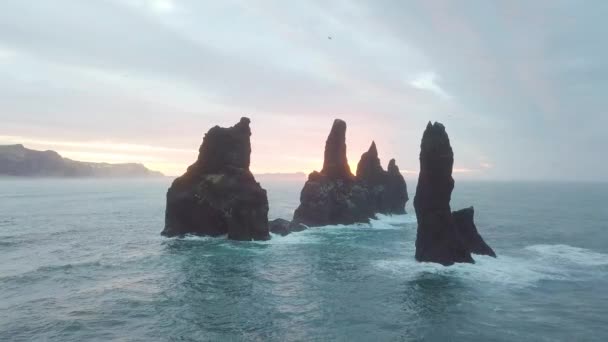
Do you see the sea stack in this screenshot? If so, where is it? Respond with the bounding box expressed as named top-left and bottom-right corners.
top-left (321, 119), bottom-right (354, 180)
top-left (414, 122), bottom-right (474, 265)
top-left (356, 142), bottom-right (408, 214)
top-left (453, 207), bottom-right (496, 257)
top-left (292, 119), bottom-right (374, 226)
top-left (385, 159), bottom-right (409, 214)
top-left (162, 117), bottom-right (270, 241)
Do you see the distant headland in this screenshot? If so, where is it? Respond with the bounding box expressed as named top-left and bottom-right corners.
top-left (0, 144), bottom-right (163, 178)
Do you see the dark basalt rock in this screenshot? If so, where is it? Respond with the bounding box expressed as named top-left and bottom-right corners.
top-left (321, 119), bottom-right (354, 180)
top-left (414, 122), bottom-right (474, 265)
top-left (292, 120), bottom-right (375, 226)
top-left (453, 207), bottom-right (496, 257)
top-left (162, 117), bottom-right (270, 241)
top-left (269, 218), bottom-right (308, 236)
top-left (356, 142), bottom-right (385, 184)
top-left (356, 142), bottom-right (408, 214)
top-left (269, 218), bottom-right (291, 236)
top-left (384, 159), bottom-right (408, 214)
top-left (292, 170), bottom-right (374, 226)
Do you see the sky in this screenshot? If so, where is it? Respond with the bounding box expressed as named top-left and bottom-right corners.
top-left (0, 0), bottom-right (607, 180)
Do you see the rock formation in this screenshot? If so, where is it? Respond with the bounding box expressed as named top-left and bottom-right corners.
top-left (384, 159), bottom-right (409, 214)
top-left (292, 119), bottom-right (408, 227)
top-left (453, 207), bottom-right (496, 257)
top-left (321, 119), bottom-right (353, 180)
top-left (414, 122), bottom-right (496, 265)
top-left (268, 218), bottom-right (291, 236)
top-left (356, 142), bottom-right (408, 214)
top-left (162, 117), bottom-right (270, 241)
top-left (292, 119), bottom-right (375, 226)
top-left (414, 122), bottom-right (474, 265)
top-left (269, 218), bottom-right (307, 236)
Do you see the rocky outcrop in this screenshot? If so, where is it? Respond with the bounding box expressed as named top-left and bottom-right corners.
top-left (356, 142), bottom-right (408, 214)
top-left (384, 159), bottom-right (409, 214)
top-left (269, 218), bottom-right (307, 236)
top-left (268, 218), bottom-right (291, 236)
top-left (292, 119), bottom-right (375, 226)
top-left (414, 122), bottom-right (474, 265)
top-left (292, 119), bottom-right (408, 227)
top-left (453, 207), bottom-right (496, 257)
top-left (321, 119), bottom-right (353, 180)
top-left (162, 117), bottom-right (270, 240)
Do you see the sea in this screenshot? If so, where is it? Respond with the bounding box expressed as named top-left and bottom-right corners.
top-left (1, 177), bottom-right (607, 341)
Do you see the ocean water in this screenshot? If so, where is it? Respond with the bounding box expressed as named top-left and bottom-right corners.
top-left (1, 178), bottom-right (607, 341)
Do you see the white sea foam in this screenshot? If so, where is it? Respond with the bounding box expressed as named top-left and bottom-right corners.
top-left (374, 213), bottom-right (417, 226)
top-left (525, 244), bottom-right (608, 266)
top-left (374, 244), bottom-right (607, 288)
top-left (259, 231), bottom-right (321, 245)
top-left (296, 213), bottom-right (416, 232)
top-left (179, 235), bottom-right (221, 242)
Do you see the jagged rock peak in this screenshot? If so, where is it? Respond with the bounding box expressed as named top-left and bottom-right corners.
top-left (368, 141), bottom-right (378, 157)
top-left (452, 206), bottom-right (496, 257)
top-left (163, 117), bottom-right (269, 240)
top-left (421, 121), bottom-right (452, 158)
top-left (387, 158), bottom-right (398, 174)
top-left (383, 157), bottom-right (409, 215)
top-left (356, 141), bottom-right (384, 181)
top-left (416, 121), bottom-right (455, 212)
top-left (195, 117), bottom-right (252, 175)
top-left (321, 119), bottom-right (353, 180)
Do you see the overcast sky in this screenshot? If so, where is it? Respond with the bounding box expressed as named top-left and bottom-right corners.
top-left (1, 0), bottom-right (606, 180)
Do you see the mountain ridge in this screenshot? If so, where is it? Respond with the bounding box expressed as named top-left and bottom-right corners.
top-left (0, 144), bottom-right (163, 178)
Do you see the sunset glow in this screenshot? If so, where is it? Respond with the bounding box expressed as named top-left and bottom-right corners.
top-left (1, 1), bottom-right (604, 181)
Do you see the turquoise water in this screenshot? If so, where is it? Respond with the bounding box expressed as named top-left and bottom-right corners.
top-left (1, 178), bottom-right (607, 341)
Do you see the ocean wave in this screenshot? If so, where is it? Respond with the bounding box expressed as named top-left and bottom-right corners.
top-left (159, 213), bottom-right (415, 246)
top-left (374, 213), bottom-right (417, 225)
top-left (374, 256), bottom-right (565, 287)
top-left (0, 240), bottom-right (20, 248)
top-left (261, 231), bottom-right (320, 245)
top-left (374, 244), bottom-right (607, 287)
top-left (525, 244), bottom-right (608, 266)
top-left (0, 260), bottom-right (107, 283)
top-left (179, 234), bottom-right (223, 242)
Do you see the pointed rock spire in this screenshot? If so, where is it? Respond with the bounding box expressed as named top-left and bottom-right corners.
top-left (356, 141), bottom-right (384, 182)
top-left (196, 117), bottom-right (252, 175)
top-left (384, 158), bottom-right (408, 214)
top-left (387, 159), bottom-right (398, 174)
top-left (321, 119), bottom-right (353, 180)
top-left (414, 121), bottom-right (473, 265)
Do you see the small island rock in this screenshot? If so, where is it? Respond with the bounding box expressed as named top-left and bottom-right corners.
top-left (162, 117), bottom-right (270, 241)
top-left (414, 122), bottom-right (474, 265)
top-left (292, 119), bottom-right (374, 226)
top-left (356, 142), bottom-right (408, 214)
top-left (453, 207), bottom-right (496, 257)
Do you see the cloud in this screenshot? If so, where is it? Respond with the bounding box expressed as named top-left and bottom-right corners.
top-left (0, 0), bottom-right (606, 180)
top-left (410, 71), bottom-right (451, 100)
